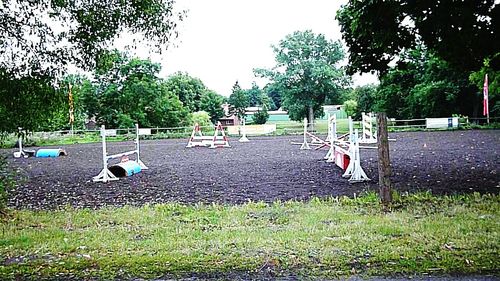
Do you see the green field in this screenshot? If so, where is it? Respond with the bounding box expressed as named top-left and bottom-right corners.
top-left (1, 192), bottom-right (498, 280)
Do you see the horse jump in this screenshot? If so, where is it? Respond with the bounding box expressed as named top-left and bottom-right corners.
top-left (93, 124), bottom-right (149, 183)
top-left (186, 121), bottom-right (230, 148)
top-left (13, 128), bottom-right (67, 158)
top-left (325, 116), bottom-right (370, 183)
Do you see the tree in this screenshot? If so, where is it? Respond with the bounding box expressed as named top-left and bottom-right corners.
top-left (355, 85), bottom-right (377, 117)
top-left (264, 83), bottom-right (281, 110)
top-left (80, 52), bottom-right (189, 128)
top-left (200, 90), bottom-right (224, 124)
top-left (0, 0), bottom-right (183, 77)
top-left (337, 1), bottom-right (499, 75)
top-left (228, 81), bottom-right (249, 120)
top-left (255, 30), bottom-right (348, 129)
top-left (343, 100), bottom-right (357, 117)
top-left (245, 82), bottom-right (263, 107)
top-left (373, 47), bottom-right (477, 119)
top-left (253, 108), bottom-right (269, 124)
top-left (164, 72), bottom-right (208, 112)
top-left (0, 70), bottom-right (68, 135)
top-left (191, 111), bottom-right (212, 128)
top-left (469, 53), bottom-right (500, 117)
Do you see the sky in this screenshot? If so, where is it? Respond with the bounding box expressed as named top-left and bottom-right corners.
top-left (132, 0), bottom-right (378, 96)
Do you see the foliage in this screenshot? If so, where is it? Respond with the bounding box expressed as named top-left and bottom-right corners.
top-left (245, 82), bottom-right (263, 107)
top-left (80, 51), bottom-right (189, 128)
top-left (191, 111), bottom-right (212, 128)
top-left (469, 53), bottom-right (500, 116)
top-left (373, 47), bottom-right (477, 119)
top-left (200, 90), bottom-right (224, 125)
top-left (47, 75), bottom-right (91, 130)
top-left (264, 83), bottom-right (281, 110)
top-left (252, 108), bottom-right (269, 124)
top-left (255, 30), bottom-right (348, 122)
top-left (354, 85), bottom-right (377, 118)
top-left (342, 100), bottom-right (357, 117)
top-left (164, 72), bottom-right (209, 112)
top-left (337, 1), bottom-right (499, 75)
top-left (0, 69), bottom-right (67, 135)
top-left (0, 156), bottom-right (15, 216)
top-left (228, 81), bottom-right (249, 120)
top-left (0, 0), bottom-right (184, 77)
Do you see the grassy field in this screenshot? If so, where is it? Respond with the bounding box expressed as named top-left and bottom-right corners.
top-left (0, 192), bottom-right (498, 280)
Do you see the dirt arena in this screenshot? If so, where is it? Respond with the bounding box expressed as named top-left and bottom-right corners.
top-left (3, 130), bottom-right (499, 210)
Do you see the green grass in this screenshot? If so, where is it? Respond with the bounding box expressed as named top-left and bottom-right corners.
top-left (0, 192), bottom-right (498, 280)
top-left (272, 119), bottom-right (355, 136)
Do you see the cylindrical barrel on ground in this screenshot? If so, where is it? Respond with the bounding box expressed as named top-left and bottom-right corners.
top-left (35, 149), bottom-right (67, 158)
top-left (108, 161), bottom-right (142, 177)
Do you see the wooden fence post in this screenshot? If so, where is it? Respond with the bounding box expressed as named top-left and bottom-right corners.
top-left (377, 112), bottom-right (392, 205)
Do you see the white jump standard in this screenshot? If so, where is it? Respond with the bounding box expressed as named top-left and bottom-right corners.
top-left (238, 118), bottom-right (249, 142)
top-left (93, 124), bottom-right (149, 183)
top-left (359, 112), bottom-right (377, 144)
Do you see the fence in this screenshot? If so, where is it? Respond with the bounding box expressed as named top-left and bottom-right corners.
top-left (3, 116), bottom-right (498, 147)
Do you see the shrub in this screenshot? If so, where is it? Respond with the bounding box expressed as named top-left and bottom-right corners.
top-left (191, 111), bottom-right (213, 128)
top-left (253, 109), bottom-right (269, 124)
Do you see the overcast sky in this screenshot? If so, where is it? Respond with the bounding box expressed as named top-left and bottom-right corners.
top-left (138, 0), bottom-right (378, 96)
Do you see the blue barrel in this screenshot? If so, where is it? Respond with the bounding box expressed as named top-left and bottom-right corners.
top-left (108, 161), bottom-right (142, 178)
top-left (35, 148), bottom-right (67, 158)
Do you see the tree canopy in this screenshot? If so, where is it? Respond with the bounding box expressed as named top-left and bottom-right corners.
top-left (372, 47), bottom-right (477, 119)
top-left (337, 0), bottom-right (499, 75)
top-left (228, 81), bottom-right (249, 120)
top-left (164, 72), bottom-right (207, 112)
top-left (80, 52), bottom-right (189, 128)
top-left (0, 0), bottom-right (183, 77)
top-left (255, 30), bottom-right (347, 124)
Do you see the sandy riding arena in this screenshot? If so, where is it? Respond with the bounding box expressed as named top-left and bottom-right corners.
top-left (4, 130), bottom-right (499, 210)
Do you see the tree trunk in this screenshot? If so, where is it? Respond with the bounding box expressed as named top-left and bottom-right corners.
top-left (377, 112), bottom-right (392, 205)
top-left (308, 105), bottom-right (314, 132)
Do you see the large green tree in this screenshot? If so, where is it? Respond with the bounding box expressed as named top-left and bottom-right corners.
top-left (337, 1), bottom-right (499, 75)
top-left (0, 71), bottom-right (66, 135)
top-left (469, 53), bottom-right (500, 117)
top-left (255, 30), bottom-right (347, 128)
top-left (0, 0), bottom-right (183, 77)
top-left (245, 82), bottom-right (263, 107)
top-left (164, 72), bottom-right (208, 112)
top-left (81, 52), bottom-right (189, 128)
top-left (228, 81), bottom-right (249, 121)
top-left (373, 48), bottom-right (477, 119)
top-left (200, 90), bottom-right (225, 124)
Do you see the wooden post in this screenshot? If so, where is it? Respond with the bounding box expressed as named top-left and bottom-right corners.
top-left (377, 112), bottom-right (392, 205)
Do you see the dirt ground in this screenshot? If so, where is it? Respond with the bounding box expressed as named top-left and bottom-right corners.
top-left (3, 130), bottom-right (499, 210)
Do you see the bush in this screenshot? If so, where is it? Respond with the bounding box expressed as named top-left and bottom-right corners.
top-left (253, 109), bottom-right (269, 124)
top-left (191, 111), bottom-right (213, 128)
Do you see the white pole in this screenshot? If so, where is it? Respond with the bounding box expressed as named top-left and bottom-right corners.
top-left (239, 118), bottom-right (249, 142)
top-left (300, 117), bottom-right (311, 150)
top-left (368, 113), bottom-right (373, 141)
top-left (348, 116), bottom-right (353, 141)
top-left (135, 123), bottom-right (148, 169)
top-left (101, 125), bottom-right (108, 182)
